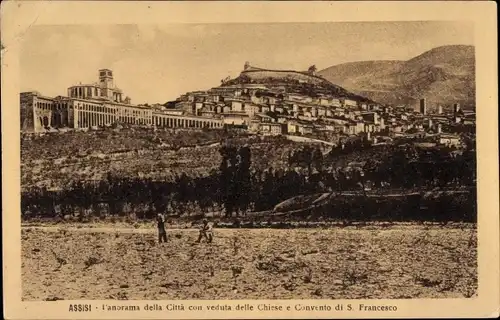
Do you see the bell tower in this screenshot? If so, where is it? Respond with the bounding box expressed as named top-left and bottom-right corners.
top-left (99, 69), bottom-right (114, 97)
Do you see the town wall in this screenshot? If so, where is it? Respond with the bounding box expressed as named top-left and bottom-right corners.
top-left (241, 70), bottom-right (327, 85)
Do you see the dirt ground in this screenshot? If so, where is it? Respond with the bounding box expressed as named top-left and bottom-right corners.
top-left (21, 225), bottom-right (477, 300)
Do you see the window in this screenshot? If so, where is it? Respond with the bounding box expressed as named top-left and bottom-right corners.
top-left (87, 87), bottom-right (92, 96)
top-left (100, 71), bottom-right (106, 77)
top-left (95, 87), bottom-right (98, 96)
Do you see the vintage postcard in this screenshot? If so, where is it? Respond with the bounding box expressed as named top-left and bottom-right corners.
top-left (2, 1), bottom-right (499, 319)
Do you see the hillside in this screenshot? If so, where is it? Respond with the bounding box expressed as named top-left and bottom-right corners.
top-left (318, 60), bottom-right (404, 89)
top-left (20, 130), bottom-right (302, 190)
top-left (318, 45), bottom-right (475, 109)
top-left (222, 66), bottom-right (374, 103)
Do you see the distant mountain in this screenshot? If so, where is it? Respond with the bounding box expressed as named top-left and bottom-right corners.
top-left (318, 45), bottom-right (475, 110)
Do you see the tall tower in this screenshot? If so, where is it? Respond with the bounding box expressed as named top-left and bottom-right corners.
top-left (419, 98), bottom-right (427, 115)
top-left (437, 105), bottom-right (443, 115)
top-left (99, 69), bottom-right (114, 98)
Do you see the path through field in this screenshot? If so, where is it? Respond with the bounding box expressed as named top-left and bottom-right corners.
top-left (22, 225), bottom-right (477, 300)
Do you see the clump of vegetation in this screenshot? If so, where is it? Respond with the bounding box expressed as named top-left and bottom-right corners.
top-left (51, 249), bottom-right (67, 271)
top-left (83, 256), bottom-right (102, 269)
top-left (22, 129), bottom-right (476, 223)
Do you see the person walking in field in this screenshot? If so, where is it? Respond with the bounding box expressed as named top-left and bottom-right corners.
top-left (157, 213), bottom-right (167, 244)
top-left (196, 219), bottom-right (213, 243)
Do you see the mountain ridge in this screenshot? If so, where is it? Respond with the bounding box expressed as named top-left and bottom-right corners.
top-left (318, 45), bottom-right (475, 109)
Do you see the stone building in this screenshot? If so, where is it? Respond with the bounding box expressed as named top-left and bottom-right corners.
top-left (20, 69), bottom-right (223, 132)
top-left (67, 69), bottom-right (127, 103)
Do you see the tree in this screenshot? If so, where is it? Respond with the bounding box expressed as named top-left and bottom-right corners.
top-left (311, 147), bottom-right (324, 173)
top-left (175, 173), bottom-right (191, 215)
top-left (235, 146), bottom-right (252, 215)
top-left (301, 146), bottom-right (314, 176)
top-left (219, 146), bottom-right (238, 217)
top-left (259, 169), bottom-right (276, 211)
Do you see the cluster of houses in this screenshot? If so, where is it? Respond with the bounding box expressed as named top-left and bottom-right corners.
top-left (146, 74), bottom-right (474, 149)
top-left (149, 83), bottom-right (381, 135)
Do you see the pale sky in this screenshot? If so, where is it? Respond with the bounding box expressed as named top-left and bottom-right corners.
top-left (20, 22), bottom-right (473, 103)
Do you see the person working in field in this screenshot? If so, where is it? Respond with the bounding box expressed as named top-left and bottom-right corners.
top-left (196, 219), bottom-right (213, 243)
top-left (157, 213), bottom-right (167, 244)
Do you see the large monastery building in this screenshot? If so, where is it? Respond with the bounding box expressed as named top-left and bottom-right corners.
top-left (20, 69), bottom-right (223, 133)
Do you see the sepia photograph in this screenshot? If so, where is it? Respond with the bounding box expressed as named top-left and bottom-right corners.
top-left (2, 1), bottom-right (498, 319)
top-left (19, 20), bottom-right (478, 301)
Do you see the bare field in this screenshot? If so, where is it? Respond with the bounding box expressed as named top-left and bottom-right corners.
top-left (22, 225), bottom-right (477, 300)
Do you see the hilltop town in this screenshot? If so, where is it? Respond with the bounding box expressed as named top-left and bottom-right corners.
top-left (21, 62), bottom-right (475, 151)
top-left (150, 62), bottom-right (475, 149)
